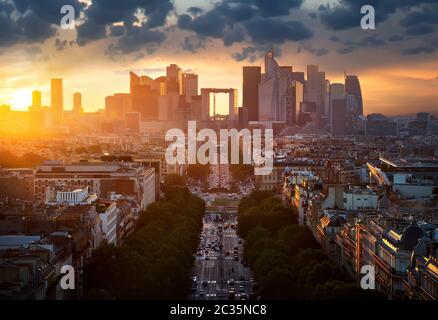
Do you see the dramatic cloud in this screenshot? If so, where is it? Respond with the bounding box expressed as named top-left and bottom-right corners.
top-left (0, 0), bottom-right (83, 47)
top-left (176, 0), bottom-right (310, 56)
top-left (245, 18), bottom-right (312, 44)
top-left (335, 35), bottom-right (386, 54)
top-left (388, 34), bottom-right (404, 42)
top-left (319, 0), bottom-right (438, 30)
top-left (181, 36), bottom-right (205, 53)
top-left (232, 45), bottom-right (282, 62)
top-left (77, 0), bottom-right (174, 55)
top-left (402, 46), bottom-right (436, 55)
top-left (297, 44), bottom-right (329, 56)
top-left (106, 26), bottom-right (166, 55)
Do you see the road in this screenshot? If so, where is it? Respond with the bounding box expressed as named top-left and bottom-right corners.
top-left (190, 213), bottom-right (254, 300)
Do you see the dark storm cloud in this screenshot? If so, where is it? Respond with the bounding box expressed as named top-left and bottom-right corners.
top-left (187, 6), bottom-right (203, 16)
top-left (232, 46), bottom-right (258, 62)
top-left (223, 24), bottom-right (246, 46)
top-left (402, 46), bottom-right (435, 55)
top-left (232, 45), bottom-right (282, 62)
top-left (336, 47), bottom-right (354, 55)
top-left (0, 0), bottom-right (83, 47)
top-left (181, 36), bottom-right (205, 53)
top-left (405, 24), bottom-right (435, 36)
top-left (399, 3), bottom-right (438, 27)
top-left (251, 0), bottom-right (303, 17)
top-left (245, 18), bottom-right (312, 44)
top-left (177, 11), bottom-right (227, 39)
top-left (13, 0), bottom-right (82, 23)
top-left (176, 0), bottom-right (310, 57)
top-left (335, 35), bottom-right (386, 54)
top-left (297, 44), bottom-right (329, 56)
top-left (388, 34), bottom-right (404, 42)
top-left (77, 0), bottom-right (174, 47)
top-left (106, 26), bottom-right (166, 55)
top-left (177, 2), bottom-right (257, 41)
top-left (319, 0), bottom-right (438, 30)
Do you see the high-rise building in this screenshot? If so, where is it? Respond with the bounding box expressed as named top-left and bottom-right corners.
top-left (130, 72), bottom-right (159, 120)
top-left (183, 73), bottom-right (198, 103)
top-left (243, 66), bottom-right (261, 121)
top-left (291, 72), bottom-right (305, 84)
top-left (166, 64), bottom-right (182, 95)
top-left (29, 90), bottom-right (43, 131)
top-left (330, 83), bottom-right (346, 136)
top-left (73, 92), bottom-right (83, 114)
top-left (289, 81), bottom-right (303, 126)
top-left (32, 90), bottom-right (41, 110)
top-left (238, 106), bottom-right (249, 129)
top-left (105, 93), bottom-right (131, 119)
top-left (305, 65), bottom-right (326, 117)
top-left (345, 75), bottom-right (363, 115)
top-left (258, 49), bottom-right (295, 123)
top-left (51, 78), bottom-right (63, 124)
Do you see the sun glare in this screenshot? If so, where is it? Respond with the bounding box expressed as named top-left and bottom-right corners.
top-left (10, 89), bottom-right (31, 111)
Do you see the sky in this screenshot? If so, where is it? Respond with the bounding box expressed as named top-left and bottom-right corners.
top-left (0, 0), bottom-right (437, 116)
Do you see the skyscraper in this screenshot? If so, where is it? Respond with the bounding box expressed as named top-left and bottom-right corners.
top-left (73, 92), bottom-right (83, 114)
top-left (130, 71), bottom-right (159, 120)
top-left (330, 83), bottom-right (346, 136)
top-left (258, 49), bottom-right (296, 123)
top-left (105, 93), bottom-right (131, 119)
top-left (51, 78), bottom-right (63, 124)
top-left (183, 73), bottom-right (198, 103)
top-left (32, 90), bottom-right (41, 110)
top-left (243, 66), bottom-right (261, 121)
top-left (166, 64), bottom-right (182, 95)
top-left (345, 75), bottom-right (363, 115)
top-left (305, 65), bottom-right (326, 117)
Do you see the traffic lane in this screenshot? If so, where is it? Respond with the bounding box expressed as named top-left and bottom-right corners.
top-left (193, 219), bottom-right (218, 300)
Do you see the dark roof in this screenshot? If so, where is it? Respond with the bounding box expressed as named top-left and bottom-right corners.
top-left (399, 220), bottom-right (425, 250)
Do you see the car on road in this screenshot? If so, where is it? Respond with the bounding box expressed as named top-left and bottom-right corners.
top-left (240, 294), bottom-right (248, 300)
top-left (239, 276), bottom-right (245, 282)
top-left (228, 279), bottom-right (235, 286)
top-left (199, 290), bottom-right (205, 297)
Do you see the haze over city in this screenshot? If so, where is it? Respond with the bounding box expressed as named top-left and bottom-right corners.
top-left (1, 0), bottom-right (438, 308)
top-left (1, 0), bottom-right (437, 115)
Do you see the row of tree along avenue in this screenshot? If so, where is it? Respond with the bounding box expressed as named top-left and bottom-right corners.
top-left (84, 175), bottom-right (205, 299)
top-left (237, 190), bottom-right (385, 300)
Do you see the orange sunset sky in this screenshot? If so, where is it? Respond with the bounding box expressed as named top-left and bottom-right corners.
top-left (0, 0), bottom-right (437, 116)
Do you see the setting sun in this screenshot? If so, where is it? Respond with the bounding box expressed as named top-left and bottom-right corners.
top-left (10, 89), bottom-right (31, 111)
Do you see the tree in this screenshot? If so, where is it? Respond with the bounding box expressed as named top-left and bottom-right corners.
top-left (84, 184), bottom-right (205, 300)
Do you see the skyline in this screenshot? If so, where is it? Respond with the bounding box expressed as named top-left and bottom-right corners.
top-left (2, 55), bottom-right (438, 117)
top-left (0, 0), bottom-right (438, 115)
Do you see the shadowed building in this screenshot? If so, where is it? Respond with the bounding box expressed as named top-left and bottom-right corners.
top-left (130, 72), bottom-right (159, 120)
top-left (243, 66), bottom-right (261, 121)
top-left (345, 75), bottom-right (363, 116)
top-left (51, 78), bottom-right (63, 124)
